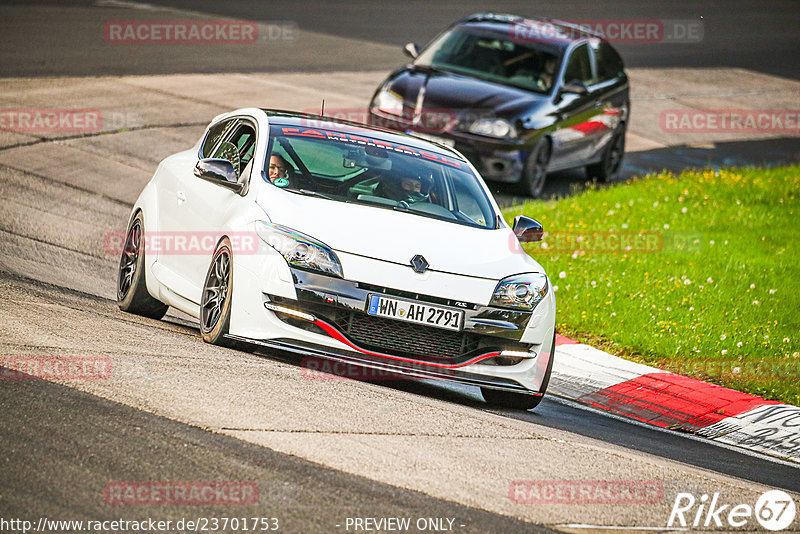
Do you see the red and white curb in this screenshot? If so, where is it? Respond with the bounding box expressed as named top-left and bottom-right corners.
top-left (550, 334), bottom-right (800, 464)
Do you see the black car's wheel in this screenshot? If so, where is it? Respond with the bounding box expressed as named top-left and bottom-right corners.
top-left (200, 238), bottom-right (236, 346)
top-left (480, 333), bottom-right (555, 410)
top-left (587, 125), bottom-right (626, 182)
top-left (117, 212), bottom-right (168, 319)
top-left (518, 138), bottom-right (551, 198)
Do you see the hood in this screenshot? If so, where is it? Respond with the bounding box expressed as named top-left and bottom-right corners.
top-left (257, 188), bottom-right (543, 281)
top-left (385, 67), bottom-right (548, 123)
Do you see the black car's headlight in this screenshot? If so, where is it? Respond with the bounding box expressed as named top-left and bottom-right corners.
top-left (490, 273), bottom-right (548, 311)
top-left (468, 118), bottom-right (517, 138)
top-left (372, 88), bottom-right (404, 116)
top-left (256, 222), bottom-right (343, 278)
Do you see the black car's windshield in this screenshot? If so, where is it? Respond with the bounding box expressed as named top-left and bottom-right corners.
top-left (415, 26), bottom-right (562, 94)
top-left (265, 125), bottom-right (497, 229)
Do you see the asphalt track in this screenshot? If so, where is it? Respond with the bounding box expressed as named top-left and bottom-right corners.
top-left (1, 1), bottom-right (800, 532)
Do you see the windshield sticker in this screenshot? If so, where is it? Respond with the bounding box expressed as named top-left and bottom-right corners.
top-left (280, 127), bottom-right (463, 169)
top-left (273, 177), bottom-right (290, 188)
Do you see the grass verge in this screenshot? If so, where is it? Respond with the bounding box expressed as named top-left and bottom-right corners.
top-left (504, 165), bottom-right (800, 405)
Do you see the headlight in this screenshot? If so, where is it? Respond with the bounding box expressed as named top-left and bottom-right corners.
top-left (256, 222), bottom-right (343, 278)
top-left (373, 88), bottom-right (404, 116)
top-left (490, 273), bottom-right (548, 310)
top-left (468, 118), bottom-right (516, 138)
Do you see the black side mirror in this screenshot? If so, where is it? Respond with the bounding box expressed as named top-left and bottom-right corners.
top-left (512, 215), bottom-right (544, 243)
top-left (403, 42), bottom-right (420, 59)
top-left (560, 80), bottom-right (589, 96)
top-left (194, 158), bottom-right (244, 193)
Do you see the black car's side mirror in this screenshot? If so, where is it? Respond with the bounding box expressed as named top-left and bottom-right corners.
top-left (512, 215), bottom-right (544, 243)
top-left (194, 158), bottom-right (245, 193)
top-left (403, 42), bottom-right (420, 59)
top-left (560, 80), bottom-right (589, 96)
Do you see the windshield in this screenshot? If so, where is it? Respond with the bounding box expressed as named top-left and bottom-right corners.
top-left (264, 125), bottom-right (497, 229)
top-left (415, 26), bottom-right (562, 94)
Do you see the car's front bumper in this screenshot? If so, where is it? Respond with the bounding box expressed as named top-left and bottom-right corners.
top-left (229, 266), bottom-right (556, 394)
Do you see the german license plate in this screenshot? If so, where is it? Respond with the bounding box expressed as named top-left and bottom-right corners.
top-left (366, 294), bottom-right (464, 332)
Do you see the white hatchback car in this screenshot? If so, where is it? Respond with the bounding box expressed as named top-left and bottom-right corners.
top-left (118, 108), bottom-right (556, 409)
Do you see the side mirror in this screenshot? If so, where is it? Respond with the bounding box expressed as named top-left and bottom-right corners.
top-left (560, 80), bottom-right (589, 96)
top-left (512, 215), bottom-right (544, 243)
top-left (403, 42), bottom-right (420, 59)
top-left (194, 158), bottom-right (245, 193)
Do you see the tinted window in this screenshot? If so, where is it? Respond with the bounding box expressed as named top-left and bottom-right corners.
top-left (265, 125), bottom-right (497, 229)
top-left (595, 43), bottom-right (624, 82)
top-left (415, 26), bottom-right (562, 94)
top-left (563, 44), bottom-right (594, 85)
top-left (201, 119), bottom-right (235, 158)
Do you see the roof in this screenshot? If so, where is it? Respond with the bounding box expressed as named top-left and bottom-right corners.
top-left (459, 12), bottom-right (603, 51)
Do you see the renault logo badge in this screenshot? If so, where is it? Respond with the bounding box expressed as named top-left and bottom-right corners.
top-left (410, 255), bottom-right (429, 273)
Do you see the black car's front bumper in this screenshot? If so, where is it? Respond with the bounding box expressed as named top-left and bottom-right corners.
top-left (368, 110), bottom-right (528, 182)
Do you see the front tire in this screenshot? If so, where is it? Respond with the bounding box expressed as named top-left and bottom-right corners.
top-left (481, 333), bottom-right (555, 410)
top-left (117, 212), bottom-right (168, 319)
top-left (200, 238), bottom-right (235, 346)
top-left (586, 124), bottom-right (626, 182)
top-left (518, 138), bottom-right (551, 198)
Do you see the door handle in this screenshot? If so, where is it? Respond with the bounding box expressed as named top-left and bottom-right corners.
top-left (176, 191), bottom-right (187, 204)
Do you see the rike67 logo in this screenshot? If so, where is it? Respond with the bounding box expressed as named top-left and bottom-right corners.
top-left (668, 490), bottom-right (797, 531)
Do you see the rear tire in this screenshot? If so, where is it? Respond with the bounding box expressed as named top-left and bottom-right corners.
top-left (480, 333), bottom-right (555, 410)
top-left (518, 138), bottom-right (551, 198)
top-left (117, 212), bottom-right (168, 319)
top-left (586, 124), bottom-right (626, 182)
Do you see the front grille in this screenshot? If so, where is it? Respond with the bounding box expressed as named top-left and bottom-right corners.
top-left (332, 309), bottom-right (480, 361)
top-left (270, 296), bottom-right (480, 361)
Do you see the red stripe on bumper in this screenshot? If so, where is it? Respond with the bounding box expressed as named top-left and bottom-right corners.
top-left (577, 372), bottom-right (780, 430)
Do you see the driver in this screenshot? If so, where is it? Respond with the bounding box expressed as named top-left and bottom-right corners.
top-left (376, 170), bottom-right (434, 203)
top-left (267, 154), bottom-right (292, 187)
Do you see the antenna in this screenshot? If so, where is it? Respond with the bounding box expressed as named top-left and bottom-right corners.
top-left (320, 99), bottom-right (325, 116)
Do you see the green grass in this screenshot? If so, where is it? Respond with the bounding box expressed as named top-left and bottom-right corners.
top-left (504, 165), bottom-right (800, 405)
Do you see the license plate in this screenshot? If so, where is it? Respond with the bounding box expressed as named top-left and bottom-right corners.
top-left (366, 294), bottom-right (464, 332)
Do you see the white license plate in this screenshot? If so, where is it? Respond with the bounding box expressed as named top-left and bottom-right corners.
top-left (366, 294), bottom-right (464, 332)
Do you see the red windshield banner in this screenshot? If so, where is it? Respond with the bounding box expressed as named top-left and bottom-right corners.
top-left (280, 127), bottom-right (463, 169)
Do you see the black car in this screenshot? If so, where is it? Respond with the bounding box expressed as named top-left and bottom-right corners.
top-left (367, 13), bottom-right (630, 197)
